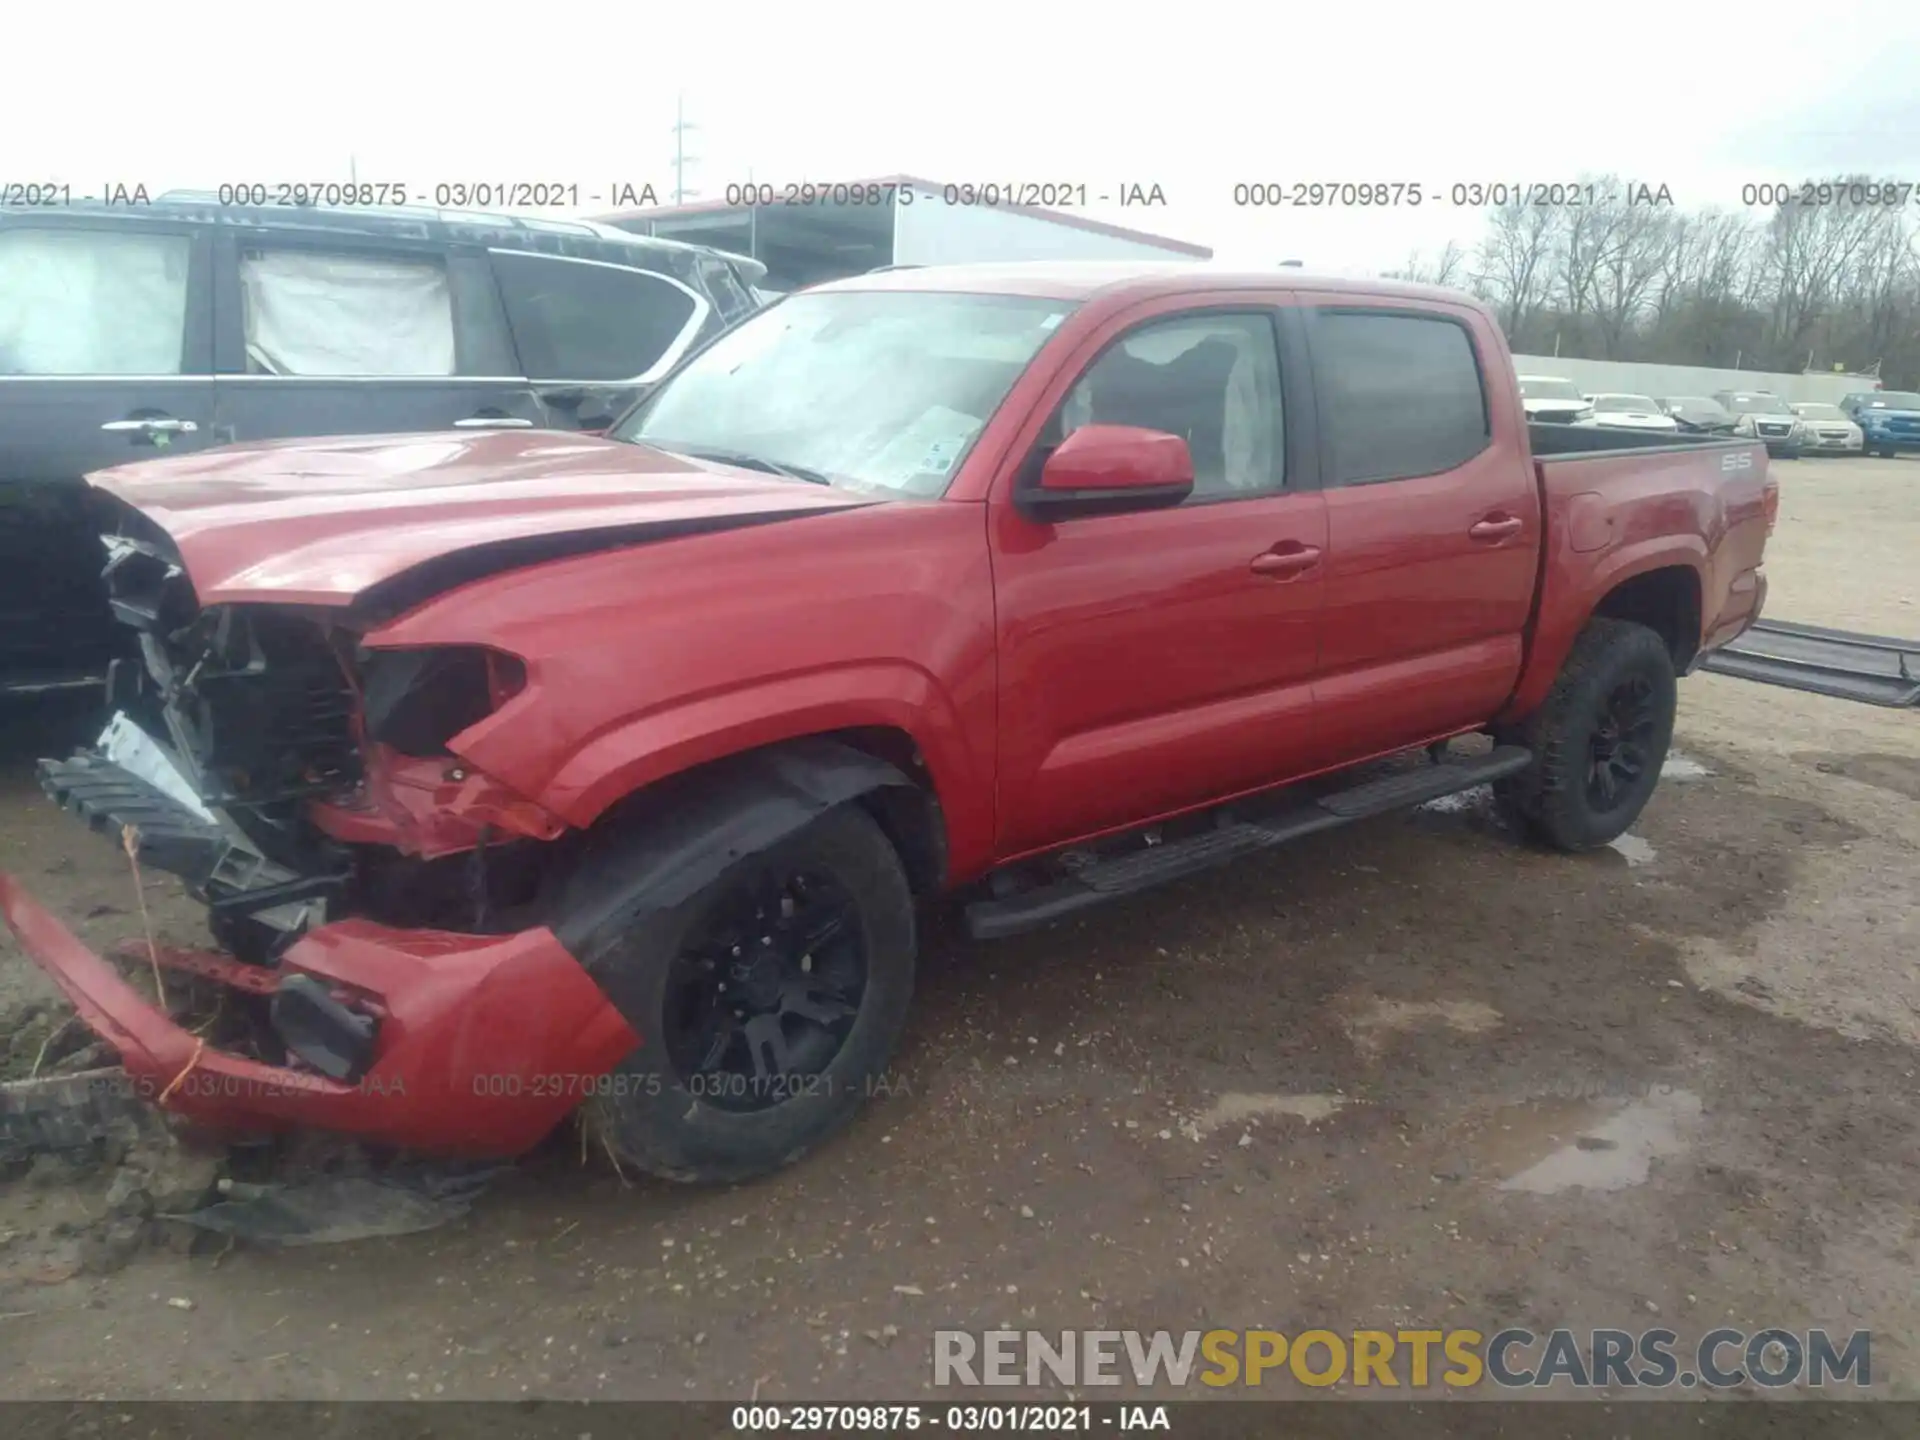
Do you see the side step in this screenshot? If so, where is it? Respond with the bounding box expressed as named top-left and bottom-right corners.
top-left (964, 746), bottom-right (1532, 940)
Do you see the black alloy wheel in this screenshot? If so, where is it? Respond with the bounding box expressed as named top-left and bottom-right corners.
top-left (1494, 617), bottom-right (1677, 852)
top-left (1587, 674), bottom-right (1658, 813)
top-left (561, 801), bottom-right (917, 1184)
top-left (662, 864), bottom-right (868, 1113)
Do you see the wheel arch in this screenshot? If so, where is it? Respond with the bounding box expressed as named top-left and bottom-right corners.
top-left (550, 733), bottom-right (947, 960)
top-left (1503, 543), bottom-right (1706, 724)
top-left (1591, 563), bottom-right (1703, 672)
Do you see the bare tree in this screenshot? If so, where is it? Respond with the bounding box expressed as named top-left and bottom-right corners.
top-left (1452, 172), bottom-right (1920, 385)
top-left (1383, 239), bottom-right (1467, 288)
top-left (1756, 177), bottom-right (1890, 366)
top-left (1471, 200), bottom-right (1561, 348)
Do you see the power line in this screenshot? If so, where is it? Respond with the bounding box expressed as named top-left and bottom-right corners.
top-left (671, 94), bottom-right (700, 204)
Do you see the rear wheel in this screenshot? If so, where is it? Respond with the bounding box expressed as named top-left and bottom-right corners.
top-left (1496, 618), bottom-right (1677, 852)
top-left (567, 804), bottom-right (915, 1184)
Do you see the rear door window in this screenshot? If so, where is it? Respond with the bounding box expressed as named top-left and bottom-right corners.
top-left (490, 251), bottom-right (706, 383)
top-left (0, 227), bottom-right (194, 375)
top-left (239, 247), bottom-right (456, 376)
top-left (1310, 309), bottom-right (1490, 484)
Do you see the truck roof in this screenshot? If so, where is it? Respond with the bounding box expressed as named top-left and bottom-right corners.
top-left (810, 260), bottom-right (1484, 308)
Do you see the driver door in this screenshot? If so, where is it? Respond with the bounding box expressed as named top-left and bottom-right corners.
top-left (987, 296), bottom-right (1328, 858)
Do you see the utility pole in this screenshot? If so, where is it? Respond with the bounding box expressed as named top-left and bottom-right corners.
top-left (671, 94), bottom-right (699, 204)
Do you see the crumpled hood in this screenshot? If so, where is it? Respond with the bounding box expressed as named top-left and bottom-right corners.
top-left (86, 430), bottom-right (879, 608)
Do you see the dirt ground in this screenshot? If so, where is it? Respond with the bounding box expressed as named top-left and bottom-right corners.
top-left (0, 456), bottom-right (1915, 1402)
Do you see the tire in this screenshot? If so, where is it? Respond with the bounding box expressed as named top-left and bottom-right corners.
top-left (563, 803), bottom-right (916, 1185)
top-left (1495, 618), bottom-right (1677, 853)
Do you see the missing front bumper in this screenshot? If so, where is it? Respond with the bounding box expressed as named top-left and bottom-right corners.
top-left (0, 875), bottom-right (638, 1158)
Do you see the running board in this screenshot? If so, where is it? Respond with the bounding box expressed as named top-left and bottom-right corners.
top-left (1699, 620), bottom-right (1920, 708)
top-left (964, 745), bottom-right (1533, 940)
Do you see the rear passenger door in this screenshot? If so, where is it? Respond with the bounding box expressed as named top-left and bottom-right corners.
top-left (487, 249), bottom-right (716, 429)
top-left (1300, 302), bottom-right (1540, 765)
top-left (210, 232), bottom-right (547, 445)
top-left (0, 215), bottom-right (216, 687)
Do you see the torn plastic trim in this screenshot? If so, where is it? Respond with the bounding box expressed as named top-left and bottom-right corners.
top-left (41, 712), bottom-right (331, 933)
top-left (0, 874), bottom-right (638, 1157)
top-left (553, 736), bottom-right (921, 952)
top-left (172, 1163), bottom-right (504, 1246)
top-left (0, 1068), bottom-right (156, 1167)
top-left (359, 645), bottom-right (527, 758)
top-left (308, 745), bottom-right (570, 859)
top-left (97, 710), bottom-right (214, 822)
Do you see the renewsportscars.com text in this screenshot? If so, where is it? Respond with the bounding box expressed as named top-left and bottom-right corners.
top-left (933, 1327), bottom-right (1871, 1390)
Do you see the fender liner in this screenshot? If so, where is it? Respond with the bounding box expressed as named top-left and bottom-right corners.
top-left (552, 737), bottom-right (927, 953)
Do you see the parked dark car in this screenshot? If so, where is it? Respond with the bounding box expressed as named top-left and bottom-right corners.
top-left (1710, 390), bottom-right (1802, 458)
top-left (0, 194), bottom-right (766, 696)
top-left (1659, 396), bottom-right (1738, 435)
top-left (1839, 390), bottom-right (1920, 457)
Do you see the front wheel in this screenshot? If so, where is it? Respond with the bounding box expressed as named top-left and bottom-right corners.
top-left (1496, 618), bottom-right (1677, 852)
top-left (568, 804), bottom-right (916, 1184)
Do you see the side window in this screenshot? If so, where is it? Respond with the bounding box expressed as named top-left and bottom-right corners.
top-left (1049, 312), bottom-right (1285, 499)
top-left (491, 252), bottom-right (703, 382)
top-left (1312, 310), bottom-right (1490, 485)
top-left (0, 227), bottom-right (192, 375)
top-left (239, 247), bottom-right (454, 376)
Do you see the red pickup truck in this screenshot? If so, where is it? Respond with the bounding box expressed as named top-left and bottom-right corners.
top-left (0, 263), bottom-right (1775, 1184)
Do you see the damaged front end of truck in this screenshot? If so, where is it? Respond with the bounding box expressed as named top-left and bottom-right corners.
top-left (3, 500), bottom-right (639, 1159)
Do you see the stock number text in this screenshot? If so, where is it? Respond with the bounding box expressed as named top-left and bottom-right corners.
top-left (1742, 180), bottom-right (1920, 208)
top-left (219, 181), bottom-right (409, 207)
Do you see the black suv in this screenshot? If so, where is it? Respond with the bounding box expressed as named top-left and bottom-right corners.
top-left (0, 194), bottom-right (765, 695)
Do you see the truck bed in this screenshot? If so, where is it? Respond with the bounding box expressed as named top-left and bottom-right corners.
top-left (1527, 421), bottom-right (1740, 456)
top-left (1498, 427), bottom-right (1774, 722)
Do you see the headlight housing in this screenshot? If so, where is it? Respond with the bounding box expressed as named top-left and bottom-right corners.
top-left (1572, 405), bottom-right (1595, 423)
top-left (358, 646), bottom-right (528, 757)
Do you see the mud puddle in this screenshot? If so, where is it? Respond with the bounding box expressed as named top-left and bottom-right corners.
top-left (1496, 1087), bottom-right (1702, 1195)
top-left (1606, 833), bottom-right (1658, 867)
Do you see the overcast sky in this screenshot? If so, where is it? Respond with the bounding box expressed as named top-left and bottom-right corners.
top-left (10, 1), bottom-right (1920, 274)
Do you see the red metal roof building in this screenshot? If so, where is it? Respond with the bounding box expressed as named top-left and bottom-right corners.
top-left (588, 173), bottom-right (1212, 294)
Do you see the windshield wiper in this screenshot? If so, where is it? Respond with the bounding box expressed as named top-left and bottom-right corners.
top-left (661, 444), bottom-right (834, 486)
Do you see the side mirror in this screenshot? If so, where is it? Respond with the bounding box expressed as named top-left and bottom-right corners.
top-left (1022, 423), bottom-right (1194, 520)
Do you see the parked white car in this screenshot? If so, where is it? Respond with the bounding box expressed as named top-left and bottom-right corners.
top-left (1790, 402), bottom-right (1865, 455)
top-left (1587, 394), bottom-right (1679, 433)
top-left (1516, 375), bottom-right (1596, 425)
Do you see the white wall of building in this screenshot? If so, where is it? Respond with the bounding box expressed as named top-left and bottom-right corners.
top-left (1509, 354), bottom-right (1880, 405)
top-left (891, 184), bottom-right (1204, 266)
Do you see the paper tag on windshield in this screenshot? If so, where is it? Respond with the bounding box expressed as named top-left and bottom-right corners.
top-left (921, 436), bottom-right (966, 474)
top-left (867, 406), bottom-right (982, 484)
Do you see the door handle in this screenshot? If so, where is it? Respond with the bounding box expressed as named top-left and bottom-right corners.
top-left (454, 416), bottom-right (535, 429)
top-left (101, 417), bottom-right (198, 435)
top-left (1469, 515), bottom-right (1524, 540)
top-left (1249, 544), bottom-right (1322, 578)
